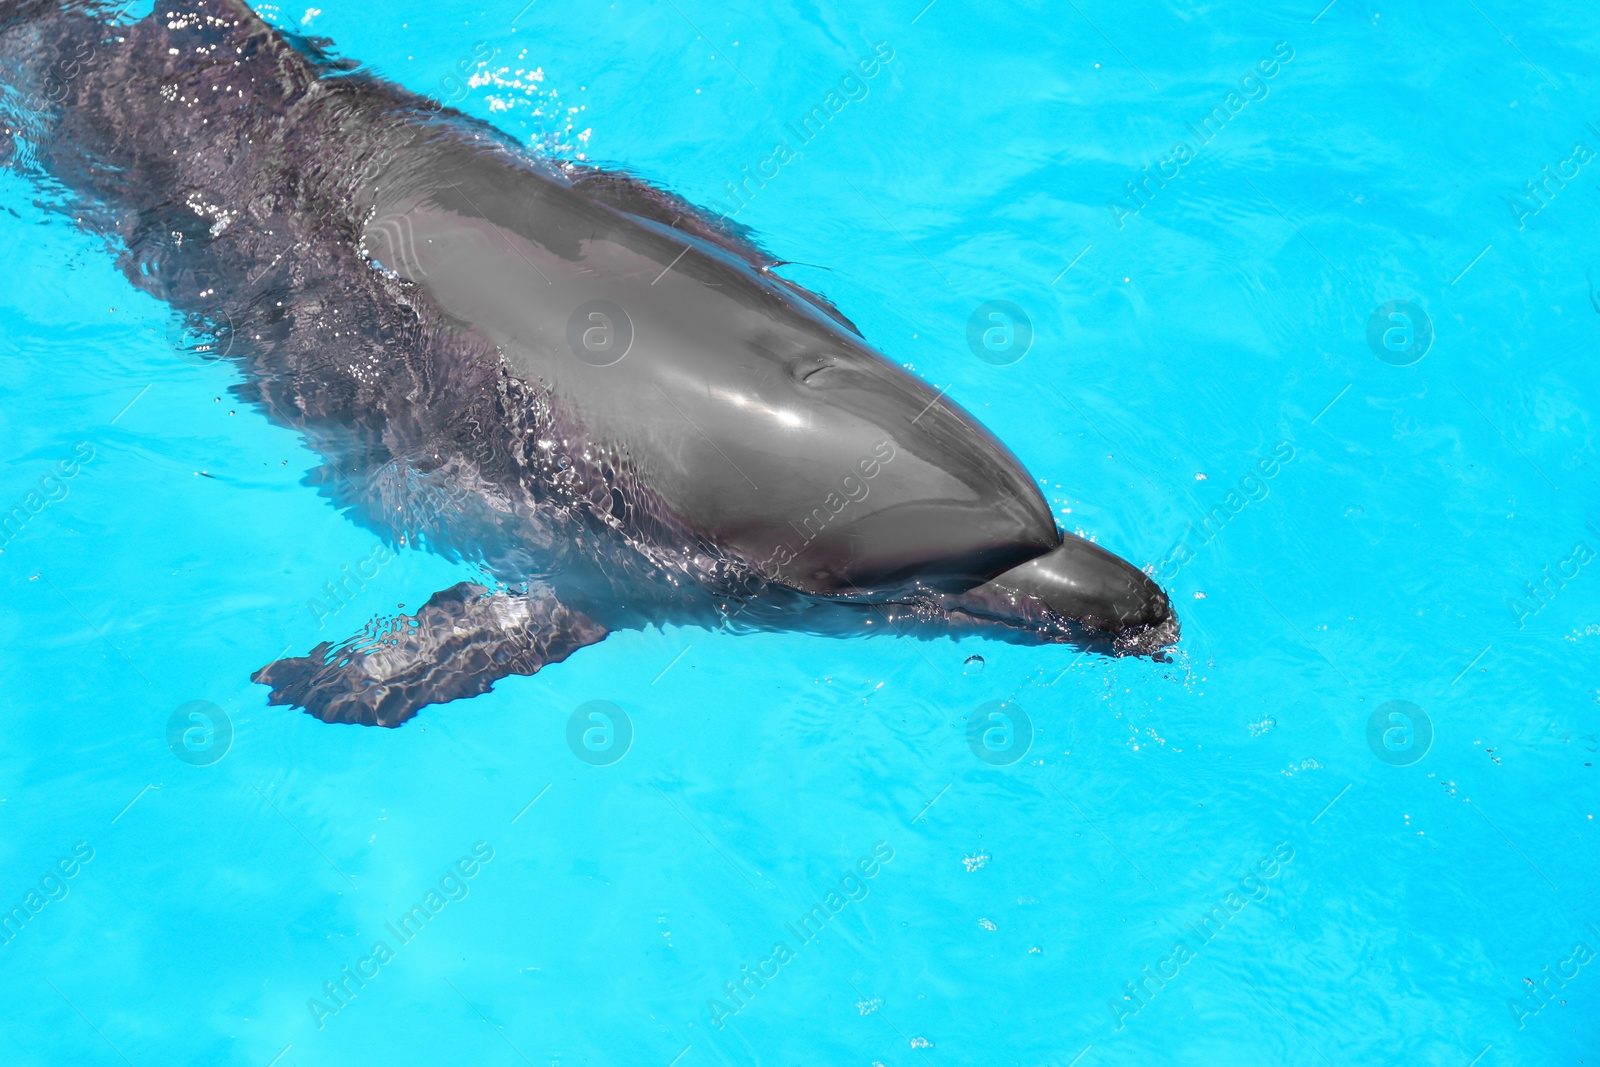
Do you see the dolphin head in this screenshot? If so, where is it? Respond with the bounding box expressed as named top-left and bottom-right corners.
top-left (373, 165), bottom-right (1066, 600)
top-left (358, 152), bottom-right (1167, 643)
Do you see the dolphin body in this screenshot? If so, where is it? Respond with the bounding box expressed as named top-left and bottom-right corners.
top-left (0, 0), bottom-right (1177, 726)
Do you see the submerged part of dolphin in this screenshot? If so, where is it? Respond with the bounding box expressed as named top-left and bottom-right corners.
top-left (0, 0), bottom-right (1177, 726)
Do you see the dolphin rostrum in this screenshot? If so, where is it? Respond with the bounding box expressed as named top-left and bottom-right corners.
top-left (0, 0), bottom-right (1177, 726)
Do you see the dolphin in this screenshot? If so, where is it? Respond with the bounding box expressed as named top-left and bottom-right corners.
top-left (0, 0), bottom-right (1177, 726)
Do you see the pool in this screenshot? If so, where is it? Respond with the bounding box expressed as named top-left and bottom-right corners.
top-left (0, 0), bottom-right (1595, 1064)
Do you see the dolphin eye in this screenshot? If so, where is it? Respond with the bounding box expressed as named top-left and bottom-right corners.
top-left (791, 357), bottom-right (835, 386)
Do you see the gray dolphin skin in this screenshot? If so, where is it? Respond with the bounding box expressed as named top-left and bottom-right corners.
top-left (0, 0), bottom-right (1177, 726)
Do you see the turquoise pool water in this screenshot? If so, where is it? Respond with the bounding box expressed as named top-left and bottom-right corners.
top-left (1, 0), bottom-right (1597, 1064)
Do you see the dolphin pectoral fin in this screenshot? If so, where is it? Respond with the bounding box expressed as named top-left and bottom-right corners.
top-left (252, 582), bottom-right (606, 727)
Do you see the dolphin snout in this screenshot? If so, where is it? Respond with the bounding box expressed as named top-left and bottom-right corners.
top-left (952, 533), bottom-right (1179, 654)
